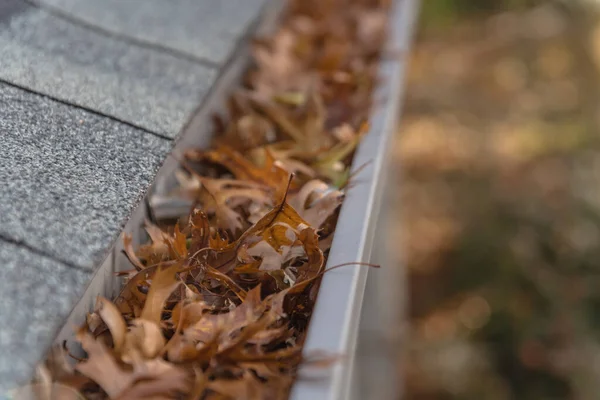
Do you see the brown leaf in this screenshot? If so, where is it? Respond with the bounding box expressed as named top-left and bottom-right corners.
top-left (188, 367), bottom-right (207, 400)
top-left (239, 362), bottom-right (282, 379)
top-left (246, 326), bottom-right (291, 346)
top-left (189, 210), bottom-right (211, 255)
top-left (170, 224), bottom-right (188, 259)
top-left (113, 362), bottom-right (191, 400)
top-left (355, 10), bottom-right (387, 55)
top-left (249, 28), bottom-right (311, 98)
top-left (233, 200), bottom-right (310, 253)
top-left (96, 296), bottom-right (127, 353)
top-left (123, 233), bottom-right (145, 271)
top-left (205, 266), bottom-right (248, 301)
top-left (183, 285), bottom-right (262, 345)
top-left (332, 123), bottom-right (357, 143)
top-left (185, 145), bottom-right (291, 200)
top-left (221, 113), bottom-right (276, 151)
top-left (250, 142), bottom-right (316, 179)
top-left (287, 228), bottom-right (325, 295)
top-left (172, 301), bottom-right (209, 330)
top-left (75, 329), bottom-right (133, 398)
top-left (140, 264), bottom-right (182, 325)
top-left (207, 373), bottom-right (262, 400)
top-left (137, 222), bottom-right (170, 264)
top-left (290, 180), bottom-right (344, 228)
top-left (166, 334), bottom-right (201, 363)
top-left (246, 240), bottom-right (287, 271)
top-left (43, 345), bottom-right (77, 383)
top-left (223, 285), bottom-right (264, 332)
top-left (123, 319), bottom-right (166, 361)
top-left (191, 196), bottom-right (309, 277)
top-left (250, 88), bottom-right (333, 155)
top-left (114, 264), bottom-right (160, 317)
top-left (197, 177), bottom-right (271, 233)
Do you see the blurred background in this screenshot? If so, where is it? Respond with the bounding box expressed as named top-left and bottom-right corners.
top-left (397, 0), bottom-right (600, 399)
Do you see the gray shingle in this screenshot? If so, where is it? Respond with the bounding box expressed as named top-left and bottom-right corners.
top-left (0, 2), bottom-right (217, 136)
top-left (0, 0), bottom-right (273, 391)
top-left (0, 240), bottom-right (91, 393)
top-left (0, 83), bottom-right (172, 268)
top-left (38, 0), bottom-right (268, 65)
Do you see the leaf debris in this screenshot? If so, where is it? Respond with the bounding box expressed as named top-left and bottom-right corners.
top-left (40, 0), bottom-right (389, 398)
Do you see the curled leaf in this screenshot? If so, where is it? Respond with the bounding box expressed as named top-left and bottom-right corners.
top-left (140, 264), bottom-right (182, 325)
top-left (96, 296), bottom-right (127, 353)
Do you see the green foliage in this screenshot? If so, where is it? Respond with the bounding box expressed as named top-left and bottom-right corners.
top-left (420, 0), bottom-right (541, 30)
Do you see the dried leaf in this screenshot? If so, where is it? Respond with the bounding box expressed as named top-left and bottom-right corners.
top-left (123, 319), bottom-right (166, 361)
top-left (197, 177), bottom-right (271, 233)
top-left (291, 179), bottom-right (344, 228)
top-left (123, 234), bottom-right (145, 271)
top-left (60, 0), bottom-right (389, 397)
top-left (137, 222), bottom-right (170, 264)
top-left (140, 264), bottom-right (182, 325)
top-left (186, 145), bottom-right (290, 198)
top-left (75, 329), bottom-right (133, 398)
top-left (96, 297), bottom-right (127, 353)
top-left (207, 373), bottom-right (262, 400)
top-left (113, 362), bottom-right (190, 400)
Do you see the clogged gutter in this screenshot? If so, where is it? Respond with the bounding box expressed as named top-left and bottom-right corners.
top-left (42, 0), bottom-right (390, 398)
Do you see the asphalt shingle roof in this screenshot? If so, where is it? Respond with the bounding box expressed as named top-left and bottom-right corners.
top-left (0, 83), bottom-right (172, 268)
top-left (0, 1), bottom-right (217, 135)
top-left (38, 0), bottom-right (267, 65)
top-left (0, 0), bottom-right (269, 392)
top-left (0, 240), bottom-right (92, 391)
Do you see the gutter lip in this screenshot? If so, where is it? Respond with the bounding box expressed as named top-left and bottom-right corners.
top-left (289, 0), bottom-right (419, 399)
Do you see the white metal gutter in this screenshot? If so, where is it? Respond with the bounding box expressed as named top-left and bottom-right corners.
top-left (290, 0), bottom-right (419, 398)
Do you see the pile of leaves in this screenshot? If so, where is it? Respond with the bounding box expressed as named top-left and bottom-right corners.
top-left (39, 0), bottom-right (389, 398)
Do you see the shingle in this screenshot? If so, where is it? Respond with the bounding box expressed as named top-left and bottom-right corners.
top-left (0, 240), bottom-right (92, 393)
top-left (0, 1), bottom-right (217, 136)
top-left (0, 83), bottom-right (172, 269)
top-left (38, 0), bottom-right (268, 65)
